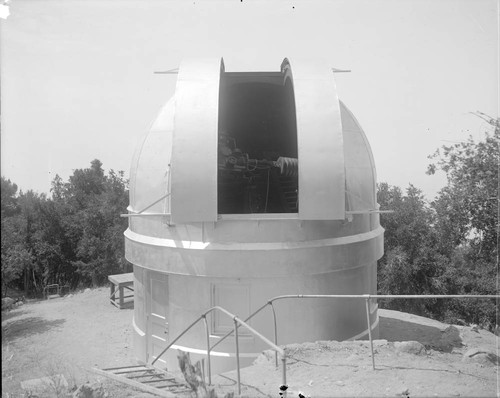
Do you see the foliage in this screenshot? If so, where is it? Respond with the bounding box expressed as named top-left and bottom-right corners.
top-left (427, 126), bottom-right (499, 260)
top-left (377, 184), bottom-right (447, 317)
top-left (378, 118), bottom-right (499, 328)
top-left (0, 161), bottom-right (129, 296)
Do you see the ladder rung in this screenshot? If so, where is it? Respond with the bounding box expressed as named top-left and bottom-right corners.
top-left (140, 379), bottom-right (175, 384)
top-left (103, 365), bottom-right (146, 371)
top-left (114, 369), bottom-right (151, 375)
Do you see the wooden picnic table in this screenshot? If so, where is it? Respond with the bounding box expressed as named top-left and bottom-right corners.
top-left (108, 272), bottom-right (134, 309)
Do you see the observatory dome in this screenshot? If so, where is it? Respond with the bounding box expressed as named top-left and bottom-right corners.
top-left (125, 58), bottom-right (384, 372)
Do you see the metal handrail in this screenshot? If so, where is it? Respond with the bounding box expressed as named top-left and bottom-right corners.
top-left (150, 305), bottom-right (286, 395)
top-left (208, 294), bottom-right (499, 372)
top-left (150, 293), bottom-right (498, 394)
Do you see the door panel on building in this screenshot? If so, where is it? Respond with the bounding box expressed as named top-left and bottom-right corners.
top-left (148, 274), bottom-right (169, 367)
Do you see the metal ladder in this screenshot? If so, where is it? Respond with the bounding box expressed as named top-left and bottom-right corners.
top-left (93, 364), bottom-right (191, 397)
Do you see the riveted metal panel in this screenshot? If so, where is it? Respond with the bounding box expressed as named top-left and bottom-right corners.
top-left (340, 101), bottom-right (377, 211)
top-left (170, 58), bottom-right (224, 223)
top-left (283, 59), bottom-right (345, 220)
top-left (129, 98), bottom-right (175, 214)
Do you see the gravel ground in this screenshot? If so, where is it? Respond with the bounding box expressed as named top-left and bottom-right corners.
top-left (2, 288), bottom-right (499, 397)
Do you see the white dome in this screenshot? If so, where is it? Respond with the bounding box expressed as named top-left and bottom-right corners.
top-left (129, 57), bottom-right (377, 224)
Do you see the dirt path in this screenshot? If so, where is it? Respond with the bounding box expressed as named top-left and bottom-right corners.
top-left (2, 288), bottom-right (499, 397)
top-left (2, 287), bottom-right (146, 397)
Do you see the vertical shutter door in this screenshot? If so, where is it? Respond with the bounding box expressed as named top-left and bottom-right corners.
top-left (170, 58), bottom-right (224, 223)
top-left (285, 59), bottom-right (345, 220)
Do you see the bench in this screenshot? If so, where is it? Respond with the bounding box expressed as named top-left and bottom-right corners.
top-left (108, 273), bottom-right (134, 309)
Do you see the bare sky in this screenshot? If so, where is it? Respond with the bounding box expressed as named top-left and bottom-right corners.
top-left (1, 0), bottom-right (498, 200)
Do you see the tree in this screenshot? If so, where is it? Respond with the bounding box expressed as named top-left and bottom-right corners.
top-left (1, 160), bottom-right (130, 296)
top-left (59, 161), bottom-right (129, 286)
top-left (1, 177), bottom-right (31, 295)
top-left (377, 183), bottom-right (447, 316)
top-left (427, 118), bottom-right (499, 326)
top-left (428, 122), bottom-right (499, 261)
top-left (1, 177), bottom-right (20, 217)
top-left (377, 116), bottom-right (499, 327)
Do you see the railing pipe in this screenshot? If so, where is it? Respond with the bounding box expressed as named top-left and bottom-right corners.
top-left (234, 318), bottom-right (241, 396)
top-left (202, 315), bottom-right (212, 385)
top-left (121, 213), bottom-right (172, 218)
top-left (207, 294), bottom-right (498, 370)
top-left (281, 354), bottom-right (287, 396)
top-left (151, 314), bottom-right (203, 366)
top-left (364, 297), bottom-right (375, 370)
top-left (209, 300), bottom-right (272, 353)
top-left (151, 294), bottom-right (498, 381)
top-left (270, 302), bottom-right (279, 368)
top-left (207, 306), bottom-right (284, 356)
top-left (267, 294), bottom-right (499, 301)
top-left (135, 192), bottom-right (171, 214)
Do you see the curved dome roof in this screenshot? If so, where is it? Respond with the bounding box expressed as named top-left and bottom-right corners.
top-left (129, 58), bottom-right (376, 224)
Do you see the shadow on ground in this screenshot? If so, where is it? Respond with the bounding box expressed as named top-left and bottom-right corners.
top-left (1, 308), bottom-right (28, 323)
top-left (379, 316), bottom-right (462, 353)
top-left (2, 317), bottom-right (65, 342)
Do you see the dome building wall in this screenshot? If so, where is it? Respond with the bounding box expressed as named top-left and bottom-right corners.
top-left (125, 57), bottom-right (384, 372)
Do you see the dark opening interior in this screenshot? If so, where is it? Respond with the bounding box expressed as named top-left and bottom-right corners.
top-left (218, 72), bottom-right (298, 214)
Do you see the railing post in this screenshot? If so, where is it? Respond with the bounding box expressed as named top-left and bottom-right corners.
top-left (234, 317), bottom-right (241, 396)
top-left (281, 351), bottom-right (287, 398)
top-left (202, 315), bottom-right (212, 386)
top-left (364, 296), bottom-right (375, 370)
top-left (270, 302), bottom-right (279, 368)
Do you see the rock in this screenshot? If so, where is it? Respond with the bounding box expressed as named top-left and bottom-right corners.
top-left (394, 341), bottom-right (426, 355)
top-left (253, 349), bottom-right (274, 366)
top-left (373, 339), bottom-right (389, 347)
top-left (335, 381), bottom-right (344, 386)
top-left (437, 326), bottom-right (463, 352)
top-left (2, 297), bottom-right (15, 311)
top-left (72, 382), bottom-right (105, 398)
top-left (84, 288), bottom-right (91, 293)
top-left (462, 347), bottom-right (500, 366)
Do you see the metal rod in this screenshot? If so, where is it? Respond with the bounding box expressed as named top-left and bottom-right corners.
top-left (212, 306), bottom-right (284, 355)
top-left (151, 294), bottom-right (500, 384)
top-left (120, 213), bottom-right (172, 218)
top-left (136, 192), bottom-right (171, 215)
top-left (267, 294), bottom-right (499, 301)
top-left (207, 306), bottom-right (284, 356)
top-left (234, 318), bottom-right (241, 396)
top-left (270, 302), bottom-right (279, 368)
top-left (345, 210), bottom-right (394, 214)
top-left (151, 315), bottom-right (203, 366)
top-left (201, 358), bottom-right (205, 385)
top-left (365, 298), bottom-right (375, 370)
top-left (210, 300), bottom-right (275, 352)
top-left (281, 354), bottom-right (287, 397)
top-left (152, 305), bottom-right (284, 369)
top-left (154, 68), bottom-right (179, 74)
top-left (202, 315), bottom-right (212, 386)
